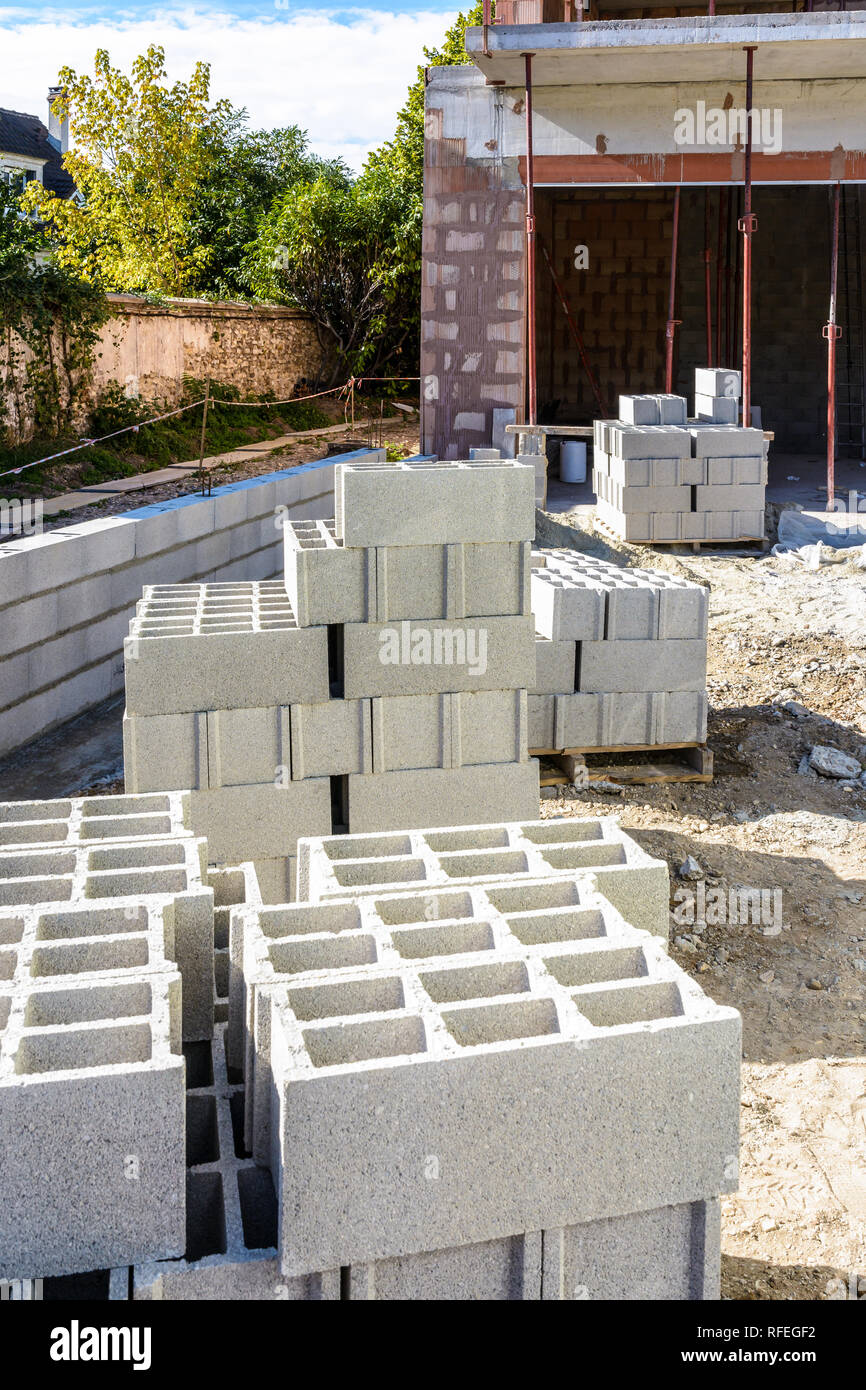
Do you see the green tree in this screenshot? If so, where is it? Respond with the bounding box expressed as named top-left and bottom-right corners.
top-left (24, 45), bottom-right (236, 296)
top-left (246, 3), bottom-right (484, 380)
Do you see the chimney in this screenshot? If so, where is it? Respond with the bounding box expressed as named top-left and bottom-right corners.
top-left (47, 86), bottom-right (69, 154)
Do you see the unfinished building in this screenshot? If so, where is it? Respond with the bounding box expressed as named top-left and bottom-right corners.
top-left (421, 8), bottom-right (866, 499)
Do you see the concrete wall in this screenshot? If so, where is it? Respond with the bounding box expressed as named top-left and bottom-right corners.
top-left (0, 450), bottom-right (380, 761)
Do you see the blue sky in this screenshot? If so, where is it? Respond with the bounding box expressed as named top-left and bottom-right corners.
top-left (0, 4), bottom-right (461, 169)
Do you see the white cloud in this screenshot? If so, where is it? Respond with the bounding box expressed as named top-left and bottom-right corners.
top-left (0, 6), bottom-right (460, 171)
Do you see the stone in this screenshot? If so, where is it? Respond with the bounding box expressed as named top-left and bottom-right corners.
top-left (809, 746), bottom-right (862, 779)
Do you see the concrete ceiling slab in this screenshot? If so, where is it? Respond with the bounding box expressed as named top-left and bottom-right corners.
top-left (466, 13), bottom-right (866, 86)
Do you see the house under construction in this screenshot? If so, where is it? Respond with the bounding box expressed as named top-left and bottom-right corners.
top-left (420, 5), bottom-right (866, 495)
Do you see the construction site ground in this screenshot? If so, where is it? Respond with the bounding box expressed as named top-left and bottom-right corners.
top-left (1, 438), bottom-right (864, 1301)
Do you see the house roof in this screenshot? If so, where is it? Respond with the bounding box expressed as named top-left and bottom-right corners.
top-left (0, 107), bottom-right (76, 197)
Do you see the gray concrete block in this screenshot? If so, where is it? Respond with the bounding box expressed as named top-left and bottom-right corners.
top-left (125, 582), bottom-right (330, 714)
top-left (578, 640), bottom-right (707, 694)
top-left (345, 762), bottom-right (540, 834)
top-left (297, 816), bottom-right (671, 941)
top-left (541, 1198), bottom-right (720, 1300)
top-left (706, 456), bottom-right (766, 486)
top-left (462, 541), bottom-right (531, 620)
top-left (553, 693), bottom-right (606, 748)
top-left (264, 907), bottom-right (739, 1274)
top-left (342, 616), bottom-right (536, 698)
top-left (655, 394), bottom-right (688, 425)
top-left (336, 460), bottom-right (535, 547)
top-left (347, 1232), bottom-right (542, 1299)
top-left (0, 790), bottom-right (191, 850)
top-left (694, 393), bottom-right (738, 424)
top-left (0, 966), bottom-right (185, 1279)
top-left (618, 395), bottom-right (660, 426)
top-left (283, 520), bottom-right (374, 626)
top-left (532, 637), bottom-right (575, 695)
top-left (689, 426), bottom-right (764, 457)
top-left (133, 1025), bottom-right (339, 1301)
top-left (371, 695), bottom-right (451, 773)
top-left (124, 712), bottom-right (208, 795)
top-left (694, 367), bottom-right (741, 399)
top-left (695, 484), bottom-right (766, 512)
top-left (531, 570), bottom-right (605, 641)
top-left (604, 479), bottom-right (693, 515)
top-left (453, 690), bottom-right (527, 768)
top-left (492, 408), bottom-right (517, 458)
top-left (186, 781), bottom-right (332, 864)
top-left (705, 510), bottom-right (765, 541)
top-left (291, 700), bottom-right (372, 780)
top-left (208, 707), bottom-right (291, 788)
top-left (606, 426), bottom-right (691, 460)
top-left (468, 448), bottom-right (501, 459)
top-left (527, 694), bottom-right (555, 749)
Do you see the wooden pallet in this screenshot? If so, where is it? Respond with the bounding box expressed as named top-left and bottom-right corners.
top-left (535, 743), bottom-right (713, 788)
top-left (593, 516), bottom-right (765, 554)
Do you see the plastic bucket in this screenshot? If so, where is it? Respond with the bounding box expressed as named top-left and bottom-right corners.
top-left (561, 440), bottom-right (587, 484)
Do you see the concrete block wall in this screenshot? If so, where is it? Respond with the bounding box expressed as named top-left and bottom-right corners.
top-left (592, 377), bottom-right (767, 543)
top-left (229, 844), bottom-right (738, 1292)
top-left (123, 460), bottom-right (542, 868)
top-left (0, 449), bottom-right (383, 761)
top-left (529, 549), bottom-right (709, 751)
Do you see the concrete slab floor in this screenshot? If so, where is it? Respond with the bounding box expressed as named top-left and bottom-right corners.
top-left (0, 694), bottom-right (125, 801)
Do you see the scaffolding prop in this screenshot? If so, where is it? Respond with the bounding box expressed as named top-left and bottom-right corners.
top-left (825, 182), bottom-right (842, 508)
top-left (740, 45), bottom-right (758, 427)
top-left (524, 51), bottom-right (538, 427)
top-left (664, 187), bottom-right (682, 395)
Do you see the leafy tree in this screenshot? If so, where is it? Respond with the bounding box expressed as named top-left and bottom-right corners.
top-left (24, 45), bottom-right (236, 296)
top-left (246, 3), bottom-right (485, 380)
top-left (189, 121), bottom-right (351, 300)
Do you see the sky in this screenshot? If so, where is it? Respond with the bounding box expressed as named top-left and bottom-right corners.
top-left (0, 3), bottom-right (461, 170)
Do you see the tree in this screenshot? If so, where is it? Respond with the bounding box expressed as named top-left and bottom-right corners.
top-left (189, 121), bottom-right (351, 300)
top-left (24, 45), bottom-right (236, 296)
top-left (246, 3), bottom-right (485, 380)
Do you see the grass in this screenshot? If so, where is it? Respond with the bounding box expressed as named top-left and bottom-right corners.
top-left (0, 383), bottom-right (334, 499)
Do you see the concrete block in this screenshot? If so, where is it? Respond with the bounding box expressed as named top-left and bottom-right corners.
top-left (492, 408), bottom-right (517, 458)
top-left (345, 761), bottom-right (540, 834)
top-left (0, 963), bottom-right (185, 1279)
top-left (531, 570), bottom-right (605, 641)
top-left (347, 1233), bottom-right (542, 1300)
top-left (125, 582), bottom-right (330, 714)
top-left (689, 426), bottom-right (764, 458)
top-left (578, 640), bottom-right (707, 694)
top-left (705, 510), bottom-right (765, 541)
top-left (264, 902), bottom-right (739, 1274)
top-left (606, 426), bottom-right (691, 460)
top-left (553, 693), bottom-right (606, 748)
top-left (336, 460), bottom-right (535, 547)
top-left (528, 694), bottom-right (555, 749)
top-left (124, 712), bottom-right (208, 794)
top-left (694, 367), bottom-right (741, 399)
top-left (468, 448), bottom-right (501, 459)
top-left (291, 700), bottom-right (372, 780)
top-left (208, 707), bottom-right (291, 788)
top-left (453, 690), bottom-right (527, 768)
top-left (371, 695), bottom-right (451, 773)
top-left (0, 790), bottom-right (191, 850)
top-left (133, 1025), bottom-right (339, 1301)
top-left (186, 781), bottom-right (332, 864)
top-left (695, 484), bottom-right (766, 512)
top-left (462, 541), bottom-right (531, 620)
top-left (533, 637), bottom-right (575, 695)
top-left (618, 395), bottom-right (660, 426)
top-left (655, 394), bottom-right (688, 425)
top-left (706, 456), bottom-right (766, 486)
top-left (283, 520), bottom-right (374, 626)
top-left (541, 1198), bottom-right (720, 1300)
top-left (297, 816), bottom-right (671, 941)
top-left (694, 393), bottom-right (738, 424)
top-left (342, 616), bottom-right (536, 698)
top-left (604, 479), bottom-right (693, 515)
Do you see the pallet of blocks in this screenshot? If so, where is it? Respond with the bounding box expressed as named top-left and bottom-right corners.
top-left (529, 548), bottom-right (711, 780)
top-left (122, 459), bottom-right (542, 881)
top-left (593, 369), bottom-right (768, 545)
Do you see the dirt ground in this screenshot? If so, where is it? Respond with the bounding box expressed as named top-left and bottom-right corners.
top-left (540, 525), bottom-right (866, 1300)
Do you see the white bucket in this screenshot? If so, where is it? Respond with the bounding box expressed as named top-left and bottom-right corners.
top-left (561, 440), bottom-right (587, 484)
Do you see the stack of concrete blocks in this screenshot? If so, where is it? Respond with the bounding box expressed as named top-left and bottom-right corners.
top-left (225, 817), bottom-right (739, 1300)
top-left (123, 460), bottom-right (540, 880)
top-left (593, 371), bottom-right (766, 542)
top-left (529, 549), bottom-right (709, 753)
top-left (0, 788), bottom-right (224, 1280)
